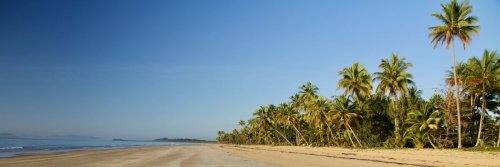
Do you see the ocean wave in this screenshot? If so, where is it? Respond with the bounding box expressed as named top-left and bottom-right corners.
top-left (0, 146), bottom-right (23, 150)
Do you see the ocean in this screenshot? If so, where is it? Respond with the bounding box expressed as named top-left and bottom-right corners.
top-left (0, 138), bottom-right (189, 158)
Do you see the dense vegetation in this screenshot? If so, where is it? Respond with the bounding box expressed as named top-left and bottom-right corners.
top-left (216, 0), bottom-right (499, 149)
top-left (153, 138), bottom-right (213, 143)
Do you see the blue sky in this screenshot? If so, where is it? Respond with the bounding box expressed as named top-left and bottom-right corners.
top-left (0, 0), bottom-right (499, 140)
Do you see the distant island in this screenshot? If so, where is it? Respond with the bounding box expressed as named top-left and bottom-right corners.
top-left (0, 133), bottom-right (19, 139)
top-left (45, 135), bottom-right (100, 140)
top-left (112, 138), bottom-right (127, 141)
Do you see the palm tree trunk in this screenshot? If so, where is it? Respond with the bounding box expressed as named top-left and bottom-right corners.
top-left (292, 123), bottom-right (308, 146)
top-left (345, 128), bottom-right (356, 148)
top-left (346, 120), bottom-right (363, 147)
top-left (327, 125), bottom-right (335, 145)
top-left (391, 94), bottom-right (402, 147)
top-left (391, 94), bottom-right (398, 136)
top-left (497, 123), bottom-right (500, 147)
top-left (274, 129), bottom-right (293, 145)
top-left (451, 39), bottom-right (463, 149)
top-left (321, 112), bottom-right (335, 146)
top-left (475, 91), bottom-right (486, 147)
top-left (428, 135), bottom-right (438, 149)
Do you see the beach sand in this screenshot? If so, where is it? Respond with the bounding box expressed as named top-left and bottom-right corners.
top-left (219, 145), bottom-right (500, 167)
top-left (0, 144), bottom-right (498, 167)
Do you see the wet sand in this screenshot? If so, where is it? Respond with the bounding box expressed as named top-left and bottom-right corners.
top-left (0, 145), bottom-right (273, 167)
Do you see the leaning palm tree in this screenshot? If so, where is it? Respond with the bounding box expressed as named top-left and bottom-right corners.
top-left (282, 100), bottom-right (309, 145)
top-left (337, 63), bottom-right (373, 99)
top-left (466, 50), bottom-right (500, 146)
top-left (429, 0), bottom-right (479, 148)
top-left (330, 95), bottom-right (362, 147)
top-left (306, 97), bottom-right (335, 145)
top-left (374, 53), bottom-right (414, 135)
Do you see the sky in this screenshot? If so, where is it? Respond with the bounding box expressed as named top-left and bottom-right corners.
top-left (0, 0), bottom-right (499, 140)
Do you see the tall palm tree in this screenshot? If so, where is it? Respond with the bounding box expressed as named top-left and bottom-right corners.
top-left (374, 53), bottom-right (414, 135)
top-left (330, 95), bottom-right (362, 147)
top-left (338, 63), bottom-right (373, 99)
top-left (299, 82), bottom-right (319, 103)
top-left (429, 0), bottom-right (479, 148)
top-left (466, 50), bottom-right (500, 146)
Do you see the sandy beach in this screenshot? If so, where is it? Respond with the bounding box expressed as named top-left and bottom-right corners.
top-left (0, 145), bottom-right (272, 167)
top-left (0, 144), bottom-right (499, 167)
top-left (219, 145), bottom-right (500, 167)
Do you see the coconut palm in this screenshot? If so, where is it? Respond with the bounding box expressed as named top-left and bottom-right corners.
top-left (299, 82), bottom-right (319, 104)
top-left (429, 0), bottom-right (480, 148)
top-left (253, 105), bottom-right (276, 145)
top-left (305, 98), bottom-right (326, 133)
top-left (289, 93), bottom-right (309, 145)
top-left (465, 50), bottom-right (500, 146)
top-left (217, 131), bottom-right (226, 143)
top-left (306, 97), bottom-right (336, 145)
top-left (337, 63), bottom-right (373, 99)
top-left (374, 53), bottom-right (414, 135)
top-left (330, 95), bottom-right (362, 147)
top-left (406, 102), bottom-right (442, 149)
top-left (277, 100), bottom-right (307, 145)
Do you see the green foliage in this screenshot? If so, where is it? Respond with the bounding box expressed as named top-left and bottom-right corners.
top-left (217, 49), bottom-right (499, 148)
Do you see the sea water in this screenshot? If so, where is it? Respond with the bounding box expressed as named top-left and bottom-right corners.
top-left (0, 138), bottom-right (189, 158)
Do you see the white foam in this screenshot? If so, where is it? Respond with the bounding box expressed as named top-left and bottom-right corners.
top-left (0, 146), bottom-right (23, 150)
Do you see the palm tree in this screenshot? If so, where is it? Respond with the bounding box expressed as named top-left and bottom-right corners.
top-left (306, 97), bottom-right (335, 145)
top-left (330, 95), bottom-right (362, 147)
top-left (275, 103), bottom-right (298, 145)
top-left (337, 63), bottom-right (373, 99)
top-left (406, 102), bottom-right (442, 149)
top-left (239, 120), bottom-right (246, 127)
top-left (289, 93), bottom-right (309, 145)
top-left (466, 50), bottom-right (500, 146)
top-left (253, 105), bottom-right (276, 145)
top-left (374, 53), bottom-right (414, 135)
top-left (299, 82), bottom-right (319, 104)
top-left (217, 131), bottom-right (226, 143)
top-left (429, 0), bottom-right (479, 148)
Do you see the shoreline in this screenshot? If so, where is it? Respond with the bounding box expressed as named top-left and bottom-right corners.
top-left (0, 144), bottom-right (271, 167)
top-left (0, 145), bottom-right (158, 158)
top-left (0, 138), bottom-right (196, 158)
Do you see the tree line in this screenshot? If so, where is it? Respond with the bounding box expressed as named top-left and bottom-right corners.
top-left (217, 0), bottom-right (499, 149)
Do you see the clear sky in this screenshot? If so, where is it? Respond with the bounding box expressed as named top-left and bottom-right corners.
top-left (0, 0), bottom-right (499, 140)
